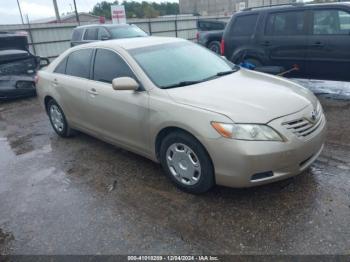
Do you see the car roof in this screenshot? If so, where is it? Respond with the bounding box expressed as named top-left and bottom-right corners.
top-left (241, 2), bottom-right (350, 13)
top-left (74, 24), bottom-right (132, 30)
top-left (72, 36), bottom-right (186, 51)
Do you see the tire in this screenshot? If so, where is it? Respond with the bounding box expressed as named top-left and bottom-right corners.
top-left (244, 58), bottom-right (262, 67)
top-left (47, 99), bottom-right (76, 138)
top-left (207, 41), bottom-right (221, 54)
top-left (159, 131), bottom-right (215, 194)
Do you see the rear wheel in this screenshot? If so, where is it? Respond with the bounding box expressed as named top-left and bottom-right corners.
top-left (208, 41), bottom-right (221, 54)
top-left (47, 100), bottom-right (75, 137)
top-left (160, 131), bottom-right (215, 194)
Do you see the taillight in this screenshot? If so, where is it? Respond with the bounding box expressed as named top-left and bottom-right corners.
top-left (220, 39), bottom-right (225, 55)
top-left (34, 74), bottom-right (39, 85)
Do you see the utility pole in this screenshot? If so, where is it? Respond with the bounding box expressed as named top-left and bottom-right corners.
top-left (16, 0), bottom-right (24, 24)
top-left (53, 0), bottom-right (61, 22)
top-left (73, 0), bottom-right (80, 25)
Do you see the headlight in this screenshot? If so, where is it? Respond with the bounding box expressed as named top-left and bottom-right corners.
top-left (211, 122), bottom-right (283, 141)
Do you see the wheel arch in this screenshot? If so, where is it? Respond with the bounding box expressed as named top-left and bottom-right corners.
top-left (154, 126), bottom-right (213, 168)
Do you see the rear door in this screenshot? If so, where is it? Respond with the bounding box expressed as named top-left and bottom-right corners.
top-left (225, 13), bottom-right (259, 61)
top-left (305, 7), bottom-right (350, 81)
top-left (52, 48), bottom-right (93, 128)
top-left (260, 9), bottom-right (309, 77)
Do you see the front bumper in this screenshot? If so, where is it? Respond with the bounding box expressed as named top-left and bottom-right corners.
top-left (204, 106), bottom-right (327, 188)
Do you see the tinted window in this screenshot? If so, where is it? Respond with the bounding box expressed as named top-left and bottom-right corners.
top-left (93, 49), bottom-right (134, 83)
top-left (98, 28), bottom-right (110, 40)
top-left (72, 29), bottom-right (84, 41)
top-left (198, 21), bottom-right (226, 31)
top-left (230, 14), bottom-right (258, 36)
top-left (66, 49), bottom-right (93, 79)
top-left (54, 57), bottom-right (67, 74)
top-left (84, 28), bottom-right (98, 40)
top-left (313, 10), bottom-right (350, 35)
top-left (266, 11), bottom-right (305, 36)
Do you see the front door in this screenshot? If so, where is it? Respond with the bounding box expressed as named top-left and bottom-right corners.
top-left (306, 8), bottom-right (350, 81)
top-left (86, 48), bottom-right (150, 154)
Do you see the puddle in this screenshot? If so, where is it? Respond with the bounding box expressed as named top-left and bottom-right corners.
top-left (292, 79), bottom-right (350, 100)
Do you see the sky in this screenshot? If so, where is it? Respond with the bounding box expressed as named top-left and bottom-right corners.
top-left (0, 0), bottom-right (178, 25)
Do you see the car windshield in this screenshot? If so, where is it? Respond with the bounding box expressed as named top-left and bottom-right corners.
top-left (109, 25), bottom-right (147, 39)
top-left (130, 42), bottom-right (237, 89)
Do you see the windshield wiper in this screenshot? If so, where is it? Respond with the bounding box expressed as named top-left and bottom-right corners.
top-left (216, 66), bottom-right (240, 76)
top-left (161, 80), bottom-right (203, 89)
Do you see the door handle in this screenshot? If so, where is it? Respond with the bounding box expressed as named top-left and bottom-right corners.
top-left (88, 88), bottom-right (99, 96)
top-left (311, 41), bottom-right (323, 47)
top-left (261, 41), bottom-right (270, 46)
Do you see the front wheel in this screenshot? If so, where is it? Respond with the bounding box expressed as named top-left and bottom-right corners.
top-left (160, 131), bottom-right (215, 194)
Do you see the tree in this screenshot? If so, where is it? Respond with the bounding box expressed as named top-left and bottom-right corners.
top-left (91, 0), bottom-right (179, 19)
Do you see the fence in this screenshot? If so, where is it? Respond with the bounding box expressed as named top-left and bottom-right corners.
top-left (0, 15), bottom-right (230, 61)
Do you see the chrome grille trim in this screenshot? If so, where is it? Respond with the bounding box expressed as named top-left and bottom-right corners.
top-left (282, 108), bottom-right (324, 138)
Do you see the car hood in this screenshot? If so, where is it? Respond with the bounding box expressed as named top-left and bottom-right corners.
top-left (166, 69), bottom-right (317, 123)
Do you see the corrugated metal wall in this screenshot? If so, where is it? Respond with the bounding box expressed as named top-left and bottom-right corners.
top-left (0, 16), bottom-right (230, 61)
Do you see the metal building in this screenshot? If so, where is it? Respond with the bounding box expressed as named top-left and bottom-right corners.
top-left (179, 0), bottom-right (296, 16)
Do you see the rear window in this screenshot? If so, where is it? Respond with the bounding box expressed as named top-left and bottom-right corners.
top-left (266, 11), bottom-right (305, 36)
top-left (83, 28), bottom-right (98, 40)
top-left (54, 57), bottom-right (67, 74)
top-left (65, 49), bottom-right (93, 79)
top-left (198, 21), bottom-right (226, 31)
top-left (72, 29), bottom-right (84, 41)
top-left (230, 14), bottom-right (258, 36)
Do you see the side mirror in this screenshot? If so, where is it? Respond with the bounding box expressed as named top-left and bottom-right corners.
top-left (112, 77), bottom-right (139, 91)
top-left (39, 57), bottom-right (50, 68)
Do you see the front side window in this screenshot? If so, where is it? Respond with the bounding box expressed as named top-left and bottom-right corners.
top-left (313, 9), bottom-right (350, 35)
top-left (266, 11), bottom-right (305, 36)
top-left (230, 14), bottom-right (258, 36)
top-left (98, 28), bottom-right (110, 40)
top-left (84, 28), bottom-right (98, 40)
top-left (93, 49), bottom-right (134, 83)
top-left (65, 49), bottom-right (93, 79)
top-left (130, 42), bottom-right (236, 89)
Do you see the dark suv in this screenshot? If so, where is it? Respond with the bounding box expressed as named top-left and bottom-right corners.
top-left (70, 24), bottom-right (148, 47)
top-left (221, 3), bottom-right (350, 81)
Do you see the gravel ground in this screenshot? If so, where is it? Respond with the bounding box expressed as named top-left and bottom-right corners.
top-left (0, 95), bottom-right (349, 255)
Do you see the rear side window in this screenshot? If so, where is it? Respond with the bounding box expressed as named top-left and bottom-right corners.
top-left (66, 49), bottom-right (93, 79)
top-left (72, 29), bottom-right (84, 41)
top-left (54, 57), bottom-right (67, 74)
top-left (313, 10), bottom-right (350, 35)
top-left (266, 11), bottom-right (305, 36)
top-left (198, 21), bottom-right (226, 31)
top-left (93, 49), bottom-right (134, 83)
top-left (230, 14), bottom-right (258, 36)
top-left (84, 28), bottom-right (98, 40)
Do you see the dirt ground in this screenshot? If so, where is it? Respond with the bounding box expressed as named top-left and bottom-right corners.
top-left (0, 95), bottom-right (349, 255)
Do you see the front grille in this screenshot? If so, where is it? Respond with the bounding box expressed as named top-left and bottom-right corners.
top-left (282, 107), bottom-right (323, 138)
